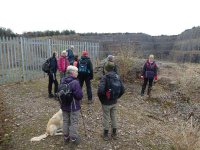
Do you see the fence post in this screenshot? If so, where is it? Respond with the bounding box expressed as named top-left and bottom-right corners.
top-left (48, 38), bottom-right (52, 57)
top-left (0, 38), bottom-right (3, 84)
top-left (20, 37), bottom-right (25, 81)
top-left (2, 37), bottom-right (7, 82)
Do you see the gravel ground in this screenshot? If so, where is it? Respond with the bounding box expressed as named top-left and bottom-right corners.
top-left (0, 73), bottom-right (199, 150)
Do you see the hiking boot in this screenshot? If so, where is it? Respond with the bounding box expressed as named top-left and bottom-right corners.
top-left (71, 137), bottom-right (81, 145)
top-left (54, 93), bottom-right (59, 100)
top-left (48, 93), bottom-right (54, 98)
top-left (111, 128), bottom-right (118, 140)
top-left (64, 135), bottom-right (70, 145)
top-left (147, 88), bottom-right (152, 96)
top-left (103, 130), bottom-right (109, 141)
top-left (141, 91), bottom-right (144, 96)
top-left (141, 88), bottom-right (145, 96)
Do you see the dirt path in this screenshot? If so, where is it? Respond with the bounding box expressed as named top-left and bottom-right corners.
top-left (0, 76), bottom-right (195, 150)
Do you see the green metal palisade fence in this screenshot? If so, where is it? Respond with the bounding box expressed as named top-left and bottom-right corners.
top-left (0, 37), bottom-right (100, 84)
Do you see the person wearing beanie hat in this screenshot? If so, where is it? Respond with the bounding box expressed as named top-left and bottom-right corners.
top-left (141, 54), bottom-right (158, 97)
top-left (77, 50), bottom-right (94, 104)
top-left (107, 55), bottom-right (114, 62)
top-left (103, 55), bottom-right (118, 75)
top-left (82, 50), bottom-right (88, 56)
top-left (48, 51), bottom-right (58, 98)
top-left (98, 61), bottom-right (125, 141)
top-left (66, 45), bottom-right (75, 65)
top-left (60, 65), bottom-right (83, 145)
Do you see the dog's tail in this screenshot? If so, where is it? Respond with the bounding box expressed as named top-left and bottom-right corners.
top-left (30, 133), bottom-right (48, 142)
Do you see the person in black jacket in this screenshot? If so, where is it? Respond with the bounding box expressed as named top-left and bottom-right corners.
top-left (98, 62), bottom-right (125, 141)
top-left (48, 51), bottom-right (58, 98)
top-left (77, 50), bottom-right (93, 104)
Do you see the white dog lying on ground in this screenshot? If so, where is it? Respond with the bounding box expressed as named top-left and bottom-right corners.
top-left (30, 109), bottom-right (63, 142)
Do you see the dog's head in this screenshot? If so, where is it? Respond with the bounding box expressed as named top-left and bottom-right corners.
top-left (58, 109), bottom-right (63, 118)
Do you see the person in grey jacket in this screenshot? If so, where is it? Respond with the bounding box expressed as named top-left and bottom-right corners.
top-left (60, 65), bottom-right (83, 145)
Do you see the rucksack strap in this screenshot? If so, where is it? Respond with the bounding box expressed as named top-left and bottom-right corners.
top-left (146, 61), bottom-right (156, 69)
top-left (58, 79), bottom-right (76, 100)
top-left (105, 75), bottom-right (111, 90)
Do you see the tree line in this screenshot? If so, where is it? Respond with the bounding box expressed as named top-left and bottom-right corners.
top-left (22, 30), bottom-right (76, 37)
top-left (0, 27), bottom-right (76, 37)
top-left (0, 27), bottom-right (16, 37)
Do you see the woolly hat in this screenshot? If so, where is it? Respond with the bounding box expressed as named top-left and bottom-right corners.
top-left (82, 50), bottom-right (88, 56)
top-left (107, 55), bottom-right (114, 62)
top-left (105, 62), bottom-right (115, 72)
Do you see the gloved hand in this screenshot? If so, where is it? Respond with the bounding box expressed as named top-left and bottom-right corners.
top-left (154, 75), bottom-right (158, 84)
top-left (154, 75), bottom-right (158, 81)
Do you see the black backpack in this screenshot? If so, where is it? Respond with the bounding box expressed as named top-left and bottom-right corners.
top-left (105, 74), bottom-right (124, 100)
top-left (42, 59), bottom-right (50, 73)
top-left (78, 58), bottom-right (90, 74)
top-left (58, 82), bottom-right (74, 105)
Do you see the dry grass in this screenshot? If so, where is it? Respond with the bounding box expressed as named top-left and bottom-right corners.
top-left (115, 50), bottom-right (144, 82)
top-left (116, 54), bottom-right (200, 150)
top-left (151, 62), bottom-right (200, 150)
top-left (168, 117), bottom-right (200, 150)
top-left (177, 63), bottom-right (200, 103)
top-left (0, 85), bottom-right (14, 150)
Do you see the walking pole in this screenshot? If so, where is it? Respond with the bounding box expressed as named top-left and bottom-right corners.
top-left (80, 109), bottom-right (87, 137)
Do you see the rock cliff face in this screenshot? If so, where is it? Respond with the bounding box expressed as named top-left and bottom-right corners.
top-left (56, 26), bottom-right (200, 62)
top-left (171, 27), bottom-right (200, 63)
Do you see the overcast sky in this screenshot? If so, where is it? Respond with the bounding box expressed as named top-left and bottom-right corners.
top-left (1, 0), bottom-right (200, 36)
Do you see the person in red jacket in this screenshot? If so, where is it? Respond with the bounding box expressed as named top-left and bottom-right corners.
top-left (141, 54), bottom-right (158, 96)
top-left (58, 51), bottom-right (69, 81)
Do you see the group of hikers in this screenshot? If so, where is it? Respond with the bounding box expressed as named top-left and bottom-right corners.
top-left (47, 45), bottom-right (93, 104)
top-left (45, 45), bottom-right (158, 145)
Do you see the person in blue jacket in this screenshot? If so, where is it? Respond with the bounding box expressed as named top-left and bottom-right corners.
top-left (66, 45), bottom-right (75, 65)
